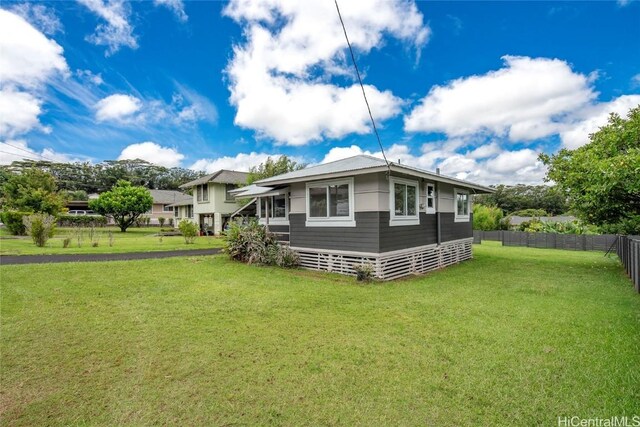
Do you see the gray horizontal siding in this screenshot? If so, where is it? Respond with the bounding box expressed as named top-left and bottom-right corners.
top-left (290, 211), bottom-right (472, 254)
top-left (289, 212), bottom-right (380, 252)
top-left (266, 225), bottom-right (289, 233)
top-left (379, 212), bottom-right (437, 252)
top-left (440, 213), bottom-right (473, 242)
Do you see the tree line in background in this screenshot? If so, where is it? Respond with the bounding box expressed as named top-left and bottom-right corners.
top-left (0, 158), bottom-right (204, 195)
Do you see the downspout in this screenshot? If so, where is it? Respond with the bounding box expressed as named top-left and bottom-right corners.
top-left (436, 168), bottom-right (441, 246)
top-left (265, 197), bottom-right (270, 232)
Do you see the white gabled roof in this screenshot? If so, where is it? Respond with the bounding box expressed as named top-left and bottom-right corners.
top-left (254, 155), bottom-right (494, 193)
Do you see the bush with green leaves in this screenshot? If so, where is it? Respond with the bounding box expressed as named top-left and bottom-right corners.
top-left (472, 204), bottom-right (503, 231)
top-left (354, 263), bottom-right (375, 281)
top-left (224, 221), bottom-right (299, 268)
top-left (0, 211), bottom-right (30, 235)
top-left (168, 218), bottom-right (174, 227)
top-left (178, 220), bottom-right (199, 244)
top-left (158, 217), bottom-right (166, 227)
top-left (23, 213), bottom-right (56, 247)
top-left (519, 219), bottom-right (600, 235)
top-left (57, 215), bottom-right (107, 228)
top-left (509, 208), bottom-right (549, 217)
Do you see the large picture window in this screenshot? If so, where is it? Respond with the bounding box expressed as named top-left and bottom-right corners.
top-left (306, 178), bottom-right (355, 227)
top-left (389, 177), bottom-right (419, 226)
top-left (454, 188), bottom-right (470, 222)
top-left (259, 194), bottom-right (287, 220)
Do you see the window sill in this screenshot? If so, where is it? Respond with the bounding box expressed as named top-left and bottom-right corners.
top-left (454, 215), bottom-right (470, 223)
top-left (389, 217), bottom-right (420, 227)
top-left (259, 218), bottom-right (290, 225)
top-left (305, 219), bottom-right (356, 227)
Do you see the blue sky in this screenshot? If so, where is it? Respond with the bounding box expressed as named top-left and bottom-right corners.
top-left (1, 0), bottom-right (639, 185)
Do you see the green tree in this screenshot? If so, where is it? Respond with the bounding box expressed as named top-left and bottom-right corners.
top-left (474, 184), bottom-right (568, 215)
top-left (0, 168), bottom-right (66, 215)
top-left (247, 156), bottom-right (305, 184)
top-left (472, 204), bottom-right (504, 230)
top-left (89, 180), bottom-right (153, 232)
top-left (539, 106), bottom-right (640, 234)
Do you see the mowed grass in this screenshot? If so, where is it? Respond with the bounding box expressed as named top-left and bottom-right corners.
top-left (1, 242), bottom-right (639, 426)
top-left (0, 227), bottom-right (224, 255)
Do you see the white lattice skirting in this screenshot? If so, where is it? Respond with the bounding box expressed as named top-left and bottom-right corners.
top-left (291, 238), bottom-right (473, 281)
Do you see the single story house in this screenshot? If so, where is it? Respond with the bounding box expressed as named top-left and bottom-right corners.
top-left (148, 190), bottom-right (192, 225)
top-left (232, 155), bottom-right (494, 280)
top-left (179, 170), bottom-right (249, 235)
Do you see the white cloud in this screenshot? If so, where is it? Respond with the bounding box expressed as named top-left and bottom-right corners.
top-left (190, 152), bottom-right (298, 173)
top-left (0, 9), bottom-right (68, 138)
top-left (466, 142), bottom-right (502, 159)
top-left (224, 0), bottom-right (429, 145)
top-left (0, 139), bottom-right (86, 165)
top-left (94, 87), bottom-right (217, 126)
top-left (0, 9), bottom-right (68, 88)
top-left (0, 88), bottom-right (44, 138)
top-left (95, 94), bottom-right (142, 122)
top-left (8, 3), bottom-right (62, 35)
top-left (78, 0), bottom-right (137, 56)
top-left (118, 142), bottom-right (185, 168)
top-left (76, 69), bottom-right (104, 86)
top-left (632, 73), bottom-right (640, 88)
top-left (320, 143), bottom-right (546, 185)
top-left (559, 94), bottom-right (640, 149)
top-left (405, 56), bottom-right (596, 141)
top-left (154, 0), bottom-right (188, 22)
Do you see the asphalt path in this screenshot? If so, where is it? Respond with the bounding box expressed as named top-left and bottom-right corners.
top-left (0, 248), bottom-right (222, 265)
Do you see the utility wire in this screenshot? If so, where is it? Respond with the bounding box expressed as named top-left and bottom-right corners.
top-left (1, 141), bottom-right (56, 163)
top-left (0, 150), bottom-right (49, 163)
top-left (334, 0), bottom-right (390, 171)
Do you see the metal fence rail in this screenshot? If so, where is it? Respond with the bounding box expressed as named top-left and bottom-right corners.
top-left (473, 230), bottom-right (619, 251)
top-left (617, 236), bottom-right (640, 293)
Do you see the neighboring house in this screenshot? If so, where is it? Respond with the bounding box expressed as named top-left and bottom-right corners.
top-left (168, 198), bottom-right (194, 228)
top-left (148, 190), bottom-right (192, 225)
top-left (232, 155), bottom-right (494, 280)
top-left (179, 170), bottom-right (249, 235)
top-left (507, 215), bottom-right (577, 229)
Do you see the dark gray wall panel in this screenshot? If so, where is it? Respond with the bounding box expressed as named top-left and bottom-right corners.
top-left (379, 212), bottom-right (438, 252)
top-left (289, 212), bottom-right (472, 254)
top-left (289, 212), bottom-right (380, 252)
top-left (440, 213), bottom-right (473, 242)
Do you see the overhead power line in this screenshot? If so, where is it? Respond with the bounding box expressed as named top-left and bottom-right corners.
top-left (0, 141), bottom-right (56, 163)
top-left (334, 0), bottom-right (390, 171)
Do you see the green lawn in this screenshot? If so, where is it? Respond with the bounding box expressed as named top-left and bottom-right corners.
top-left (0, 227), bottom-right (224, 255)
top-left (1, 242), bottom-right (639, 425)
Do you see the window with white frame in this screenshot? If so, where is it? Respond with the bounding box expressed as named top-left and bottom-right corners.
top-left (426, 183), bottom-right (436, 214)
top-left (174, 207), bottom-right (179, 218)
top-left (390, 177), bottom-right (419, 226)
top-left (259, 194), bottom-right (288, 220)
top-left (186, 205), bottom-right (193, 218)
top-left (196, 184), bottom-right (209, 202)
top-left (225, 184), bottom-right (237, 202)
top-left (454, 188), bottom-right (470, 222)
top-left (305, 178), bottom-right (355, 226)
top-left (163, 204), bottom-right (173, 212)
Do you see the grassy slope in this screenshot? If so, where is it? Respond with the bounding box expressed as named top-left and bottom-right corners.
top-left (1, 242), bottom-right (639, 426)
top-left (0, 227), bottom-right (224, 255)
